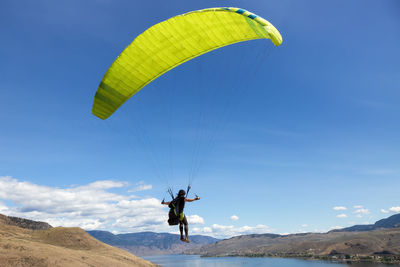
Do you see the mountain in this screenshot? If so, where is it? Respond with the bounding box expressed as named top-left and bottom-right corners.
top-left (330, 213), bottom-right (400, 232)
top-left (185, 214), bottom-right (400, 263)
top-left (186, 228), bottom-right (400, 263)
top-left (88, 230), bottom-right (219, 256)
top-left (0, 214), bottom-right (157, 267)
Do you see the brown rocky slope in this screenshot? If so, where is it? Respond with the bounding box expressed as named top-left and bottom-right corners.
top-left (0, 214), bottom-right (157, 267)
top-left (186, 228), bottom-right (400, 263)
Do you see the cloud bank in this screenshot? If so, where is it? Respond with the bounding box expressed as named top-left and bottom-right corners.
top-left (191, 224), bottom-right (272, 239)
top-left (0, 176), bottom-right (168, 233)
top-left (0, 176), bottom-right (270, 238)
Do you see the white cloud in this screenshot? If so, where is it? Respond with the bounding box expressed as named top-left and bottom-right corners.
top-left (202, 227), bottom-right (212, 233)
top-left (230, 215), bottom-right (239, 221)
top-left (330, 226), bottom-right (343, 230)
top-left (0, 176), bottom-right (283, 239)
top-left (336, 214), bottom-right (347, 218)
top-left (129, 181), bottom-right (152, 192)
top-left (333, 206), bottom-right (347, 211)
top-left (389, 207), bottom-right (400, 213)
top-left (191, 224), bottom-right (273, 239)
top-left (187, 215), bottom-right (204, 225)
top-left (301, 224), bottom-right (308, 227)
top-left (0, 201), bottom-right (9, 213)
top-left (353, 205), bottom-right (363, 209)
top-left (381, 209), bottom-right (389, 214)
top-left (354, 208), bottom-right (370, 215)
top-left (0, 176), bottom-right (169, 233)
top-left (0, 176), bottom-right (280, 240)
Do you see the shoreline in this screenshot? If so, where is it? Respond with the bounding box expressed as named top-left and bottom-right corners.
top-left (197, 253), bottom-right (400, 265)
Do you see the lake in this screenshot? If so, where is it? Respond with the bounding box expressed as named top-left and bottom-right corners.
top-left (143, 255), bottom-right (394, 267)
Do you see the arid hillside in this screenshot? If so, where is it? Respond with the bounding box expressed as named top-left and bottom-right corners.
top-left (187, 213), bottom-right (400, 262)
top-left (187, 228), bottom-right (400, 263)
top-left (0, 214), bottom-right (157, 267)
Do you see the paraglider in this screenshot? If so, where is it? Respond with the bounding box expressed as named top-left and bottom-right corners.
top-left (92, 7), bottom-right (282, 241)
top-left (162, 188), bottom-right (200, 243)
top-left (92, 7), bottom-right (282, 120)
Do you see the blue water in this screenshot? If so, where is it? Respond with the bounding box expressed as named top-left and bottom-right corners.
top-left (143, 255), bottom-right (394, 267)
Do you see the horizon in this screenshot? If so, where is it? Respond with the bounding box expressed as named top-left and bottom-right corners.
top-left (1, 0), bottom-right (399, 239)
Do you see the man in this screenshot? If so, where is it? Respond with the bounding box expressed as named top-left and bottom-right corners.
top-left (162, 189), bottom-right (200, 243)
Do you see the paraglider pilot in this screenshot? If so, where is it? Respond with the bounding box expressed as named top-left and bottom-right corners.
top-left (162, 189), bottom-right (200, 243)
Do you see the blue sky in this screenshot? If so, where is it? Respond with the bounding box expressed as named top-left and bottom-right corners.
top-left (1, 0), bottom-right (400, 238)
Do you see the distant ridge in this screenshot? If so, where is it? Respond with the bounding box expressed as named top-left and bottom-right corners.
top-left (330, 213), bottom-right (400, 232)
top-left (185, 213), bottom-right (400, 263)
top-left (87, 214), bottom-right (400, 258)
top-left (88, 230), bottom-right (219, 256)
top-left (0, 214), bottom-right (52, 230)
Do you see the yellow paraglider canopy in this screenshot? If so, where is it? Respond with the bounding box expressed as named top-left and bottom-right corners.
top-left (92, 7), bottom-right (282, 120)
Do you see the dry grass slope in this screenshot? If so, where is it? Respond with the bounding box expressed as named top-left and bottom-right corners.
top-left (189, 228), bottom-right (400, 260)
top-left (0, 214), bottom-right (158, 267)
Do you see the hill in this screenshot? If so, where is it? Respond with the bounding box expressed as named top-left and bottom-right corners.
top-left (188, 229), bottom-right (400, 258)
top-left (186, 214), bottom-right (400, 264)
top-left (88, 230), bottom-right (219, 256)
top-left (0, 214), bottom-right (157, 267)
top-left (330, 213), bottom-right (400, 232)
